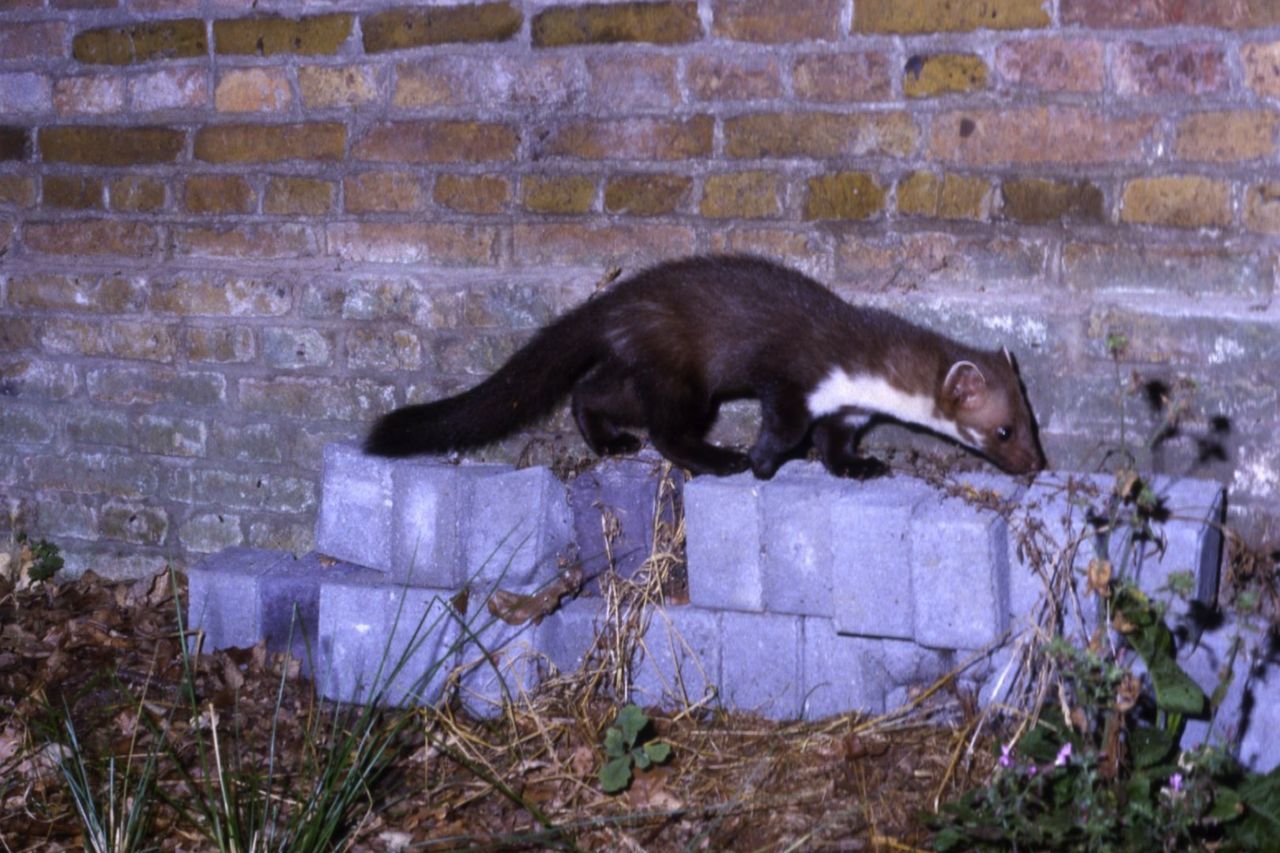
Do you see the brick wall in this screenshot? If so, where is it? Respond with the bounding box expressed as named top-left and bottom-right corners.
top-left (1, 0), bottom-right (1277, 576)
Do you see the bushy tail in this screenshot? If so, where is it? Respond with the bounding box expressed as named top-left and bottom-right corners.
top-left (363, 301), bottom-right (603, 457)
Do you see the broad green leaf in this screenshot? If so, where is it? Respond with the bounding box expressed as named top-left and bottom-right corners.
top-left (1148, 657), bottom-right (1207, 716)
top-left (1129, 728), bottom-right (1177, 769)
top-left (603, 727), bottom-right (626, 758)
top-left (599, 756), bottom-right (633, 793)
top-left (618, 704), bottom-right (647, 744)
top-left (644, 741), bottom-right (671, 763)
top-left (634, 749), bottom-right (651, 770)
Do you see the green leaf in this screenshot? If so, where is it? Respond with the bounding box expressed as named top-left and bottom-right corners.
top-left (1148, 656), bottom-right (1207, 716)
top-left (644, 741), bottom-right (671, 764)
top-left (633, 749), bottom-right (651, 770)
top-left (617, 704), bottom-right (647, 744)
top-left (599, 756), bottom-right (633, 793)
top-left (603, 727), bottom-right (626, 758)
top-left (1209, 787), bottom-right (1243, 823)
top-left (1129, 728), bottom-right (1177, 770)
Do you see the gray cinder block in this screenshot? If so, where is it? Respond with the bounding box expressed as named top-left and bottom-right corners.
top-left (719, 610), bottom-right (803, 719)
top-left (537, 596), bottom-right (605, 675)
top-left (760, 464), bottom-right (837, 617)
top-left (392, 461), bottom-right (508, 586)
top-left (464, 465), bottom-right (573, 593)
top-left (802, 617), bottom-right (886, 719)
top-left (569, 453), bottom-right (678, 588)
top-left (684, 471), bottom-right (763, 612)
top-left (315, 442), bottom-right (394, 571)
top-left (187, 547), bottom-right (289, 651)
top-left (632, 604), bottom-right (721, 709)
top-left (454, 591), bottom-right (544, 718)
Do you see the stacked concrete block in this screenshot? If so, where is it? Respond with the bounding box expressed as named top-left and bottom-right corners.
top-left (632, 604), bottom-right (721, 709)
top-left (465, 466), bottom-right (573, 592)
top-left (569, 452), bottom-right (679, 588)
top-left (187, 547), bottom-right (292, 652)
top-left (315, 443), bottom-right (394, 571)
top-left (683, 471), bottom-right (763, 611)
top-left (801, 618), bottom-right (886, 719)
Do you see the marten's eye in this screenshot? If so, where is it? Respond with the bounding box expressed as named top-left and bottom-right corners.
top-left (995, 426), bottom-right (1013, 442)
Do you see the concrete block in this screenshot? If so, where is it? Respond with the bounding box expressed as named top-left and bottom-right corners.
top-left (259, 551), bottom-right (368, 666)
top-left (537, 596), bottom-right (604, 675)
top-left (720, 610), bottom-right (802, 719)
top-left (391, 461), bottom-right (507, 587)
top-left (801, 617), bottom-right (885, 719)
top-left (684, 471), bottom-right (763, 612)
top-left (187, 547), bottom-right (288, 651)
top-left (464, 466), bottom-right (572, 593)
top-left (632, 604), bottom-right (721, 709)
top-left (911, 492), bottom-right (1010, 650)
top-left (760, 466), bottom-right (836, 617)
top-left (569, 453), bottom-right (678, 589)
top-left (831, 477), bottom-right (933, 639)
top-left (455, 591), bottom-right (544, 717)
top-left (317, 574), bottom-right (460, 707)
top-left (1237, 651), bottom-right (1280, 773)
top-left (315, 442), bottom-right (394, 571)
top-left (1128, 476), bottom-right (1225, 622)
top-left (1178, 614), bottom-right (1253, 756)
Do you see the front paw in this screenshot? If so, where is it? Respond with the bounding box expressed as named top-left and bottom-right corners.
top-left (600, 434), bottom-right (642, 456)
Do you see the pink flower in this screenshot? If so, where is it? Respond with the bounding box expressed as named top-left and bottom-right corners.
top-left (1169, 772), bottom-right (1184, 793)
top-left (999, 742), bottom-right (1015, 768)
top-left (1054, 743), bottom-right (1073, 768)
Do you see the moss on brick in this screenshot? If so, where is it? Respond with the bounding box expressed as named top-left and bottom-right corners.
top-left (1000, 177), bottom-right (1104, 224)
top-left (1120, 176), bottom-right (1231, 229)
top-left (363, 3), bottom-right (521, 53)
top-left (194, 123), bottom-right (345, 163)
top-left (185, 175), bottom-right (255, 214)
top-left (532, 1), bottom-right (701, 47)
top-left (804, 172), bottom-right (885, 220)
top-left (434, 174), bottom-right (510, 214)
top-left (43, 175), bottom-right (104, 210)
top-left (897, 171), bottom-right (991, 220)
top-left (214, 14), bottom-right (353, 56)
top-left (701, 171), bottom-right (780, 218)
top-left (73, 19), bottom-right (207, 64)
top-left (264, 177), bottom-right (335, 215)
top-left (40, 126), bottom-right (186, 166)
top-left (854, 0), bottom-right (1049, 33)
top-left (604, 174), bottom-right (692, 215)
top-left (522, 175), bottom-right (595, 214)
top-left (903, 53), bottom-right (988, 98)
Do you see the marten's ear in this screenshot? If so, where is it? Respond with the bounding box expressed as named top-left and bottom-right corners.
top-left (944, 361), bottom-right (989, 410)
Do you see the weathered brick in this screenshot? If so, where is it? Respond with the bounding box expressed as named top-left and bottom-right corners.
top-left (238, 376), bottom-right (394, 421)
top-left (707, 228), bottom-right (833, 275)
top-left (793, 52), bottom-right (891, 101)
top-left (1120, 176), bottom-right (1231, 229)
top-left (1, 402), bottom-right (56, 444)
top-left (1175, 111), bottom-right (1278, 163)
top-left (134, 414), bottom-right (205, 457)
top-left (854, 0), bottom-right (1049, 33)
top-left (0, 358), bottom-right (78, 400)
top-left (604, 173), bottom-right (692, 215)
top-left (28, 451), bottom-right (159, 499)
top-left (0, 72), bottom-right (51, 114)
top-left (903, 53), bottom-right (988, 98)
top-left (247, 519), bottom-right (312, 554)
top-left (930, 108), bottom-right (1156, 165)
top-left (109, 176), bottom-right (166, 212)
top-left (129, 67), bottom-right (208, 111)
top-left (1245, 182), bottom-right (1280, 234)
top-left (0, 127), bottom-right (30, 161)
top-left (362, 3), bottom-right (521, 53)
top-left (8, 273), bottom-right (144, 314)
top-left (393, 56), bottom-right (583, 110)
top-left (53, 75), bottom-right (124, 115)
top-left (347, 327), bottom-right (422, 371)
top-left (686, 55), bottom-right (783, 101)
top-left (172, 223), bottom-right (318, 259)
top-left (99, 500), bottom-right (169, 546)
top-left (805, 171), bottom-right (886, 220)
top-left (1062, 0), bottom-right (1280, 29)
top-left (41, 318), bottom-right (177, 362)
top-left (297, 64), bottom-right (380, 108)
top-left (0, 21), bottom-right (67, 62)
top-left (522, 174), bottom-right (595, 214)
top-left (215, 68), bottom-right (293, 112)
top-left (180, 513), bottom-right (243, 554)
top-left (262, 327), bottom-right (333, 369)
top-left (86, 366), bottom-right (225, 406)
top-left (712, 0), bottom-right (843, 42)
top-left (1000, 177), bottom-right (1105, 224)
top-left (1243, 41), bottom-right (1280, 98)
top-left (40, 126), bottom-right (185, 166)
top-left (184, 326), bottom-right (256, 363)
top-left (24, 220), bottom-right (162, 256)
top-left (150, 275), bottom-right (290, 316)
top-left (325, 222), bottom-right (500, 265)
top-left (532, 2), bottom-right (699, 47)
top-left (587, 55), bottom-right (677, 109)
top-left (184, 174), bottom-right (255, 214)
top-left (43, 175), bottom-right (104, 210)
top-left (1064, 242), bottom-right (1271, 301)
top-left (264, 176), bottom-right (335, 215)
top-left (194, 123), bottom-right (345, 163)
top-left (433, 174), bottom-right (509, 214)
top-left (0, 315), bottom-right (39, 351)
top-left (37, 496), bottom-right (99, 540)
top-left (354, 120), bottom-right (517, 164)
top-left (344, 170), bottom-right (426, 213)
top-left (725, 111), bottom-right (917, 159)
top-left (512, 222), bottom-right (696, 266)
top-left (1115, 43), bottom-right (1228, 96)
top-left (73, 19), bottom-right (207, 64)
top-left (701, 171), bottom-right (781, 219)
top-left (64, 409), bottom-right (130, 448)
top-left (536, 116), bottom-right (712, 161)
top-left (213, 14), bottom-right (352, 56)
top-left (995, 38), bottom-right (1104, 93)
top-left (0, 175), bottom-right (33, 208)
top-left (209, 422), bottom-right (286, 463)
top-left (896, 171), bottom-right (990, 220)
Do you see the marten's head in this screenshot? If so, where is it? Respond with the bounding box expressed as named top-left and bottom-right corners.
top-left (941, 348), bottom-right (1045, 475)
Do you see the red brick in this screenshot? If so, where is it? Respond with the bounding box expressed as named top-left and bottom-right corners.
top-left (434, 174), bottom-right (510, 214)
top-left (297, 64), bottom-right (380, 108)
top-left (213, 13), bottom-right (353, 56)
top-left (1063, 0), bottom-right (1280, 28)
top-left (930, 108), bottom-right (1156, 166)
top-left (855, 0), bottom-right (1049, 33)
top-left (24, 219), bottom-right (162, 257)
top-left (109, 176), bottom-right (166, 212)
top-left (686, 55), bottom-right (783, 101)
top-left (725, 111), bottom-right (917, 159)
top-left (43, 175), bottom-right (104, 210)
top-left (587, 55), bottom-right (678, 109)
top-left (0, 174), bottom-right (36, 206)
top-left (713, 0), bottom-right (844, 43)
top-left (53, 75), bottom-right (125, 115)
top-left (793, 52), bottom-right (891, 102)
top-left (604, 174), bottom-right (693, 215)
top-left (8, 273), bottom-right (146, 314)
top-left (354, 120), bottom-right (518, 164)
top-left (707, 228), bottom-right (833, 275)
top-left (1243, 41), bottom-right (1280, 99)
top-left (41, 126), bottom-right (185, 166)
top-left (995, 38), bottom-right (1104, 93)
top-left (513, 222), bottom-right (695, 266)
top-left (1120, 176), bottom-right (1231, 229)
top-left (326, 222), bottom-right (500, 265)
top-left (0, 21), bottom-right (68, 61)
top-left (1175, 111), bottom-right (1278, 162)
top-left (215, 68), bottom-right (293, 112)
top-left (538, 116), bottom-right (712, 160)
top-left (363, 3), bottom-right (521, 52)
top-left (172, 223), bottom-right (319, 259)
top-left (1115, 43), bottom-right (1228, 97)
top-left (1245, 182), bottom-right (1280, 234)
top-left (264, 176), bottom-right (335, 215)
top-left (344, 171), bottom-right (426, 213)
top-left (394, 56), bottom-right (583, 110)
top-left (184, 174), bottom-right (254, 214)
top-left (700, 171), bottom-right (781, 218)
top-left (532, 2), bottom-right (700, 47)
top-left (194, 122), bottom-right (345, 163)
top-left (129, 67), bottom-right (208, 111)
